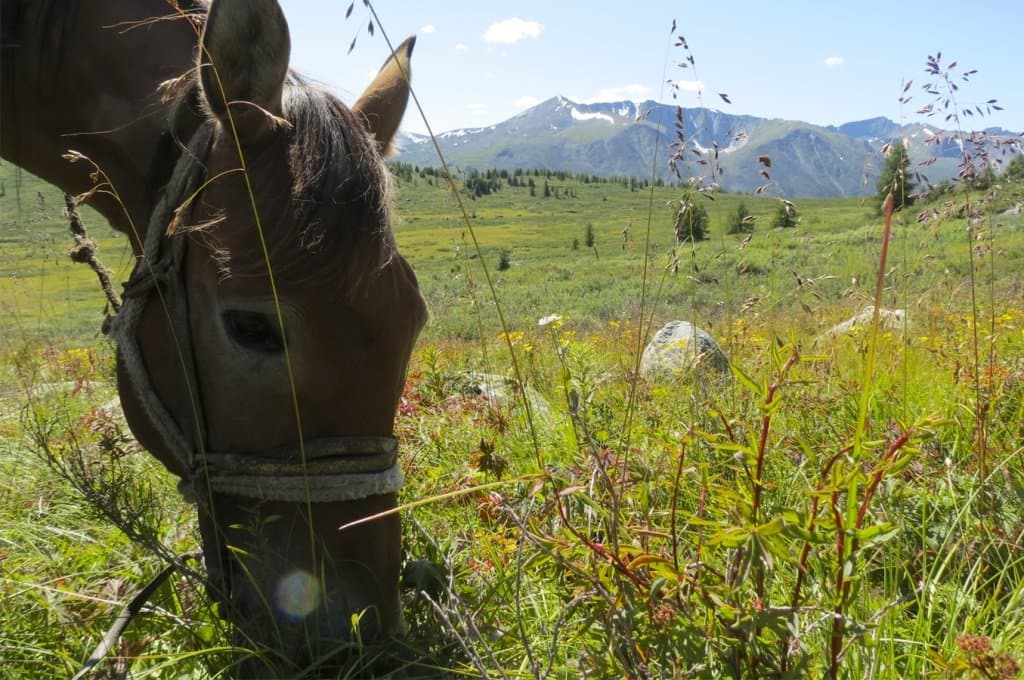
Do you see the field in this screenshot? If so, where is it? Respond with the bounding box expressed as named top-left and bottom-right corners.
top-left (2, 152), bottom-right (1023, 678)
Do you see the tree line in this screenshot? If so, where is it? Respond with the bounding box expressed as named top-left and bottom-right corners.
top-left (388, 162), bottom-right (669, 198)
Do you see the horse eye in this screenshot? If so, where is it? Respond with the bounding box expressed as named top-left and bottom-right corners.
top-left (221, 310), bottom-right (284, 353)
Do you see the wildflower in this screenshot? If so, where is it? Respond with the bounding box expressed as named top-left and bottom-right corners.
top-left (498, 330), bottom-right (525, 344)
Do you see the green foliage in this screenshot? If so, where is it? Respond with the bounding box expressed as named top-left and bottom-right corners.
top-left (1004, 153), bottom-right (1024, 181)
top-left (771, 199), bottom-right (798, 228)
top-left (584, 222), bottom-right (595, 248)
top-left (672, 196), bottom-right (709, 242)
top-left (463, 169), bottom-right (502, 198)
top-left (969, 163), bottom-right (998, 191)
top-left (727, 199), bottom-right (755, 233)
top-left (876, 141), bottom-right (915, 212)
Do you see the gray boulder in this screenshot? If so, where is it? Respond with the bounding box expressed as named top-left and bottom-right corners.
top-left (640, 321), bottom-right (729, 379)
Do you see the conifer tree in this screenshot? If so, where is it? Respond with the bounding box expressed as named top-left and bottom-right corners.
top-left (876, 141), bottom-right (915, 212)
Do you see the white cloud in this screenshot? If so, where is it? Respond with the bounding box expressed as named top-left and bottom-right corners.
top-left (420, 24), bottom-right (436, 34)
top-left (824, 56), bottom-right (845, 69)
top-left (483, 18), bottom-right (543, 45)
top-left (672, 80), bottom-right (704, 93)
top-left (455, 42), bottom-right (468, 52)
top-left (579, 84), bottom-right (653, 103)
top-left (515, 95), bottom-right (541, 109)
top-left (468, 102), bottom-right (489, 117)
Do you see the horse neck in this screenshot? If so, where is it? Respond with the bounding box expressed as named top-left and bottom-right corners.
top-left (1, 1), bottom-right (201, 246)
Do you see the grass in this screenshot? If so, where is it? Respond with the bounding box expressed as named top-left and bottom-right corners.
top-left (2, 154), bottom-right (1022, 676)
top-left (0, 163), bottom-right (135, 349)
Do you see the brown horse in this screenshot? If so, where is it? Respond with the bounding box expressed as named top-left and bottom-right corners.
top-left (2, 0), bottom-right (427, 673)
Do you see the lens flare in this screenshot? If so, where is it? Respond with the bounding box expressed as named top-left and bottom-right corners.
top-left (275, 569), bottom-right (321, 619)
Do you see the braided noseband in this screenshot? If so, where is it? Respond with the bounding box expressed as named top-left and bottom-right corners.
top-left (106, 126), bottom-right (403, 504)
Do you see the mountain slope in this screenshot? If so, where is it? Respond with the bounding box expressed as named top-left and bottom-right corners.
top-left (395, 97), bottom-right (1021, 198)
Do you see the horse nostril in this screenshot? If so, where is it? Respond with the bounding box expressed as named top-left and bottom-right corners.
top-left (275, 569), bottom-right (322, 619)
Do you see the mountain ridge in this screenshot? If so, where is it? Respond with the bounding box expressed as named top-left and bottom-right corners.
top-left (395, 97), bottom-right (1022, 198)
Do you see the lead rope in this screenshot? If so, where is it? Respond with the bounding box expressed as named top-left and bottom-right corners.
top-left (64, 193), bottom-right (122, 316)
top-left (69, 554), bottom-right (200, 680)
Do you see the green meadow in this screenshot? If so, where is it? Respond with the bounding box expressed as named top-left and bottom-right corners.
top-left (1, 154), bottom-right (1023, 677)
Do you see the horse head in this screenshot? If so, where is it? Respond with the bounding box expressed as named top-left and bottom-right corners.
top-left (109, 0), bottom-right (426, 672)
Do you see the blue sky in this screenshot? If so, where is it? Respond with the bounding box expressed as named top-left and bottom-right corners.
top-left (278, 1), bottom-right (1023, 137)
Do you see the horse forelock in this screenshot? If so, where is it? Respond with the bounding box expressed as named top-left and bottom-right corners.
top-left (178, 76), bottom-right (395, 294)
top-left (279, 79), bottom-right (396, 285)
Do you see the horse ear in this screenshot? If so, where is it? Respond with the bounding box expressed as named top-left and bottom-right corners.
top-left (353, 36), bottom-right (415, 156)
top-left (199, 0), bottom-right (291, 142)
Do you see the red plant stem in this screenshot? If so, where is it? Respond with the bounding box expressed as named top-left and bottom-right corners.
top-left (752, 351), bottom-right (799, 526)
top-left (780, 448), bottom-right (848, 674)
top-left (670, 433), bottom-right (691, 572)
top-left (856, 427), bottom-right (915, 528)
top-left (829, 489), bottom-right (846, 680)
top-left (827, 426), bottom-right (915, 679)
top-left (790, 448), bottom-right (847, 607)
top-left (555, 497), bottom-right (649, 591)
top-left (872, 194), bottom-right (895, 320)
top-left (716, 410), bottom-right (737, 443)
top-left (829, 192), bottom-right (897, 678)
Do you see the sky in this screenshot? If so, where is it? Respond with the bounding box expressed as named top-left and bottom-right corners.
top-left (278, 1), bottom-right (1024, 137)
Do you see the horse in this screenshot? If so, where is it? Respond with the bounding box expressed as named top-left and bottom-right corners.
top-left (2, 0), bottom-right (427, 674)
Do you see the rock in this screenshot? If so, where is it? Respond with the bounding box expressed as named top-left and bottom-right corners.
top-left (822, 305), bottom-right (906, 339)
top-left (456, 372), bottom-right (552, 420)
top-left (640, 321), bottom-right (729, 379)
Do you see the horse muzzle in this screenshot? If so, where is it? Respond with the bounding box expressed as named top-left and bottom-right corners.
top-left (198, 490), bottom-right (406, 674)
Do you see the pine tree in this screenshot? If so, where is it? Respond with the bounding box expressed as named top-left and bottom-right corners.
top-left (876, 141), bottom-right (915, 213)
top-left (727, 200), bottom-right (754, 234)
top-left (674, 200), bottom-right (709, 242)
top-left (1004, 154), bottom-right (1024, 181)
top-left (771, 200), bottom-right (797, 228)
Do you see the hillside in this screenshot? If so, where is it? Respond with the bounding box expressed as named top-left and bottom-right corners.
top-left (395, 97), bottom-right (1022, 198)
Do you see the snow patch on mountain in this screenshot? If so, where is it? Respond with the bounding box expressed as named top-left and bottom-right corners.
top-left (571, 107), bottom-right (615, 124)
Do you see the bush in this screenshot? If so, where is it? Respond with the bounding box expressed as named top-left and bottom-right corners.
top-left (1002, 153), bottom-right (1024, 181)
top-left (727, 199), bottom-right (755, 234)
top-left (497, 247), bottom-right (511, 271)
top-left (673, 199), bottom-right (709, 242)
top-left (771, 200), bottom-right (797, 228)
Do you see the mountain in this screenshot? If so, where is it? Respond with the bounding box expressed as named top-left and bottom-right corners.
top-left (394, 97), bottom-right (1022, 198)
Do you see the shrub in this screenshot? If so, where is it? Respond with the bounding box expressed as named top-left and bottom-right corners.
top-left (727, 199), bottom-right (755, 233)
top-left (497, 247), bottom-right (511, 271)
top-left (673, 198), bottom-right (709, 242)
top-left (771, 199), bottom-right (797, 228)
